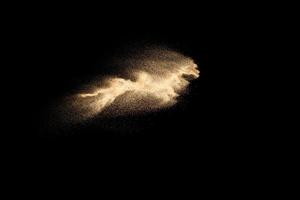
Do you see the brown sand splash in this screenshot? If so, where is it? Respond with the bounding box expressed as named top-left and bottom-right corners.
top-left (61, 47), bottom-right (199, 122)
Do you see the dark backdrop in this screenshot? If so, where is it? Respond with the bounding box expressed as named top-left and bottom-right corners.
top-left (1, 3), bottom-right (271, 194)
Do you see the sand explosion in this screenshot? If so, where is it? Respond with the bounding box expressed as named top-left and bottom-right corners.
top-left (61, 47), bottom-right (199, 122)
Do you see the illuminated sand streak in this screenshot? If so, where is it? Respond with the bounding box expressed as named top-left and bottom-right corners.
top-left (62, 48), bottom-right (199, 122)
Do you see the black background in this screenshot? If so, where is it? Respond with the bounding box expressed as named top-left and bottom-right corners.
top-left (2, 3), bottom-right (280, 194)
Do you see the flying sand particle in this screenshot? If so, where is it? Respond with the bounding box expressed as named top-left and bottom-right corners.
top-left (60, 47), bottom-right (200, 123)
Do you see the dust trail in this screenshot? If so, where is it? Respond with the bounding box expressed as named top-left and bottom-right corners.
top-left (61, 47), bottom-right (199, 122)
